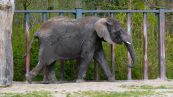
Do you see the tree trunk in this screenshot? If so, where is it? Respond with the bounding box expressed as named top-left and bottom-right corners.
top-left (0, 0), bottom-right (15, 86)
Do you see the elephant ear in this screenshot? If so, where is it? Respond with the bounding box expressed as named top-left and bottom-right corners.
top-left (94, 18), bottom-right (114, 44)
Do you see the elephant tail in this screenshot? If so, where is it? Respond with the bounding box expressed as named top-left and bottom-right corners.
top-left (23, 33), bottom-right (38, 58)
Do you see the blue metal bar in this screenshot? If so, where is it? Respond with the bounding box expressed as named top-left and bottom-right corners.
top-left (15, 10), bottom-right (169, 13)
top-left (111, 12), bottom-right (114, 17)
top-left (75, 8), bottom-right (82, 18)
top-left (59, 12), bottom-right (64, 16)
top-left (83, 10), bottom-right (160, 13)
top-left (94, 12), bottom-right (97, 16)
top-left (162, 10), bottom-right (173, 12)
top-left (42, 12), bottom-right (47, 22)
top-left (15, 10), bottom-right (76, 13)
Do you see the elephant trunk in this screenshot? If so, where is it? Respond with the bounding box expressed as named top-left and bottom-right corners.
top-left (124, 43), bottom-right (137, 67)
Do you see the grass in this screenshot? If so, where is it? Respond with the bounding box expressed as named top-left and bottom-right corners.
top-left (0, 85), bottom-right (11, 88)
top-left (119, 85), bottom-right (172, 89)
top-left (0, 91), bottom-right (52, 97)
top-left (1, 85), bottom-right (172, 97)
top-left (66, 91), bottom-right (156, 97)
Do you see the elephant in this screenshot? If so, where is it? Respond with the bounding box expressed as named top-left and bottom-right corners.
top-left (25, 16), bottom-right (136, 84)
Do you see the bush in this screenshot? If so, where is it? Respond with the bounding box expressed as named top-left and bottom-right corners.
top-left (12, 0), bottom-right (173, 81)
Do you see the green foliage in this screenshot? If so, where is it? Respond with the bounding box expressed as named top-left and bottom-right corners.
top-left (67, 91), bottom-right (154, 97)
top-left (120, 84), bottom-right (172, 89)
top-left (12, 0), bottom-right (173, 81)
top-left (0, 91), bottom-right (52, 97)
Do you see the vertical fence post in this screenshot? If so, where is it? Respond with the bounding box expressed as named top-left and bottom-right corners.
top-left (60, 60), bottom-right (65, 81)
top-left (158, 9), bottom-right (166, 80)
top-left (94, 12), bottom-right (97, 16)
top-left (94, 12), bottom-right (99, 81)
top-left (75, 0), bottom-right (83, 80)
top-left (25, 12), bottom-right (30, 75)
top-left (143, 12), bottom-right (148, 80)
top-left (75, 8), bottom-right (82, 19)
top-left (59, 12), bottom-right (64, 16)
top-left (94, 60), bottom-right (99, 81)
top-left (111, 13), bottom-right (115, 79)
top-left (58, 12), bottom-right (65, 81)
top-left (127, 12), bottom-right (132, 80)
top-left (75, 0), bottom-right (82, 19)
top-left (42, 12), bottom-right (47, 22)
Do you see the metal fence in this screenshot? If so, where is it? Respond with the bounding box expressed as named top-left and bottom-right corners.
top-left (14, 9), bottom-right (172, 80)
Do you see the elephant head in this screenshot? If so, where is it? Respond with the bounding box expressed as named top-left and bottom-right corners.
top-left (95, 17), bottom-right (136, 67)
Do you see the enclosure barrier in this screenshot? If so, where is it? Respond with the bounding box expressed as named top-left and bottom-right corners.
top-left (15, 9), bottom-right (170, 80)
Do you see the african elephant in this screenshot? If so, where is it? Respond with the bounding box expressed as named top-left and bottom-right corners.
top-left (26, 16), bottom-right (136, 84)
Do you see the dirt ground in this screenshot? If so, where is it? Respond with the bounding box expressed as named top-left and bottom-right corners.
top-left (0, 80), bottom-right (173, 97)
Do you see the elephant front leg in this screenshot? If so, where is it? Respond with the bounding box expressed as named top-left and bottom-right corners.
top-left (42, 62), bottom-right (57, 84)
top-left (93, 49), bottom-right (115, 82)
top-left (76, 53), bottom-right (94, 83)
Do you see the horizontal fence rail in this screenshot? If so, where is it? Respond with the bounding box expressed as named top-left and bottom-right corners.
top-left (14, 9), bottom-right (173, 81)
top-left (15, 10), bottom-right (76, 13)
top-left (15, 9), bottom-right (173, 13)
top-left (15, 10), bottom-right (162, 13)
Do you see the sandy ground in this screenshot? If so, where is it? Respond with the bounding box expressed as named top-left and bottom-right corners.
top-left (0, 80), bottom-right (173, 97)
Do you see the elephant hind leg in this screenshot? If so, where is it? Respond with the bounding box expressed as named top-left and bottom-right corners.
top-left (26, 61), bottom-right (45, 84)
top-left (76, 53), bottom-right (94, 83)
top-left (42, 61), bottom-right (57, 84)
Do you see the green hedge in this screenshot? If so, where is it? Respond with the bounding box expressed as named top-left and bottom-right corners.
top-left (12, 1), bottom-right (173, 81)
top-left (12, 12), bottom-right (173, 81)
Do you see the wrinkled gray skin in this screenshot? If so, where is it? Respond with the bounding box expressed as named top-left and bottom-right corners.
top-left (26, 16), bottom-right (136, 84)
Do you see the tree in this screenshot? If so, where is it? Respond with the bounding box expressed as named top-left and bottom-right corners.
top-left (0, 0), bottom-right (15, 86)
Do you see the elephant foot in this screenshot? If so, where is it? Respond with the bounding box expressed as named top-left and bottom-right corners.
top-left (41, 81), bottom-right (55, 84)
top-left (76, 79), bottom-right (85, 83)
top-left (108, 76), bottom-right (115, 82)
top-left (25, 73), bottom-right (32, 84)
top-left (59, 80), bottom-right (64, 83)
top-left (41, 80), bottom-right (57, 84)
top-left (41, 81), bottom-right (50, 84)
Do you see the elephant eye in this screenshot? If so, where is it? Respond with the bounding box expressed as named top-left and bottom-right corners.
top-left (114, 32), bottom-right (123, 44)
top-left (115, 29), bottom-right (123, 35)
